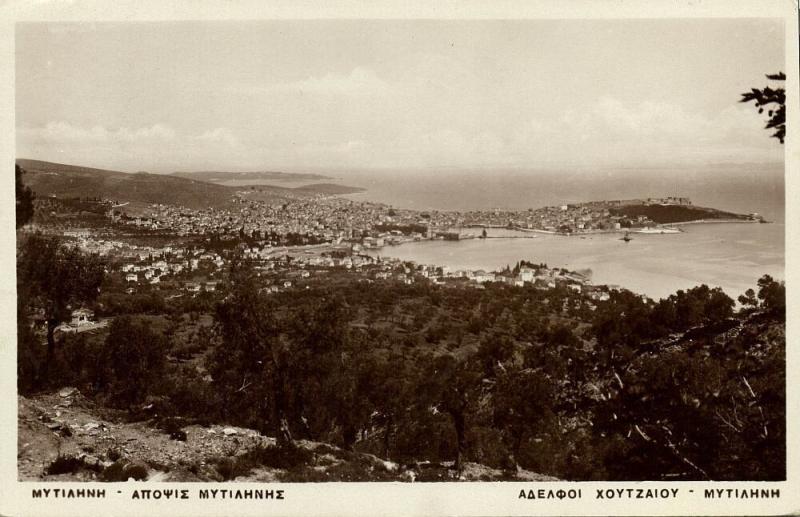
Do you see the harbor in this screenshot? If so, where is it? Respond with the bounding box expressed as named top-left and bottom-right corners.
top-left (367, 221), bottom-right (783, 300)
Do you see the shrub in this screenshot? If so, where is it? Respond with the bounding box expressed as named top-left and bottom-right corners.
top-left (45, 455), bottom-right (85, 476)
top-left (211, 457), bottom-right (252, 481)
top-left (242, 444), bottom-right (314, 470)
top-left (100, 460), bottom-right (148, 482)
top-left (104, 316), bottom-right (167, 408)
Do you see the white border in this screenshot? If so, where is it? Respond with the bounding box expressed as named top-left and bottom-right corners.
top-left (0, 1), bottom-right (797, 516)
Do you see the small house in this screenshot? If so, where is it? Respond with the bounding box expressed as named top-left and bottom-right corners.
top-left (70, 308), bottom-right (94, 326)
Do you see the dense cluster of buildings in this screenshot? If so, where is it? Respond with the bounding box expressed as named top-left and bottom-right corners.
top-left (42, 192), bottom-right (693, 307)
top-left (113, 193), bottom-right (691, 254)
top-left (58, 220), bottom-right (607, 302)
top-left (455, 199), bottom-right (674, 234)
top-left (117, 197), bottom-right (399, 243)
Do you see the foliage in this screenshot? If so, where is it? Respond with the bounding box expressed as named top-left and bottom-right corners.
top-left (738, 288), bottom-right (758, 309)
top-left (17, 240), bottom-right (784, 480)
top-left (17, 294), bottom-right (45, 393)
top-left (15, 164), bottom-right (35, 228)
top-left (210, 264), bottom-right (294, 447)
top-left (492, 367), bottom-right (555, 469)
top-left (241, 444), bottom-right (314, 470)
top-left (756, 274), bottom-right (785, 314)
top-left (596, 318), bottom-right (784, 480)
top-left (100, 460), bottom-right (149, 481)
top-left (17, 233), bottom-right (105, 388)
top-left (102, 316), bottom-right (168, 408)
top-left (740, 72), bottom-right (785, 143)
top-left (45, 454), bottom-right (90, 476)
top-left (418, 353), bottom-right (482, 472)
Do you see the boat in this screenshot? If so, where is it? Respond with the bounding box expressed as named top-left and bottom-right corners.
top-left (621, 231), bottom-right (632, 242)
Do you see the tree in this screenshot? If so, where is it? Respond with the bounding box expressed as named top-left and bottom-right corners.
top-left (703, 287), bottom-right (735, 325)
top-left (15, 164), bottom-right (35, 228)
top-left (474, 330), bottom-right (515, 379)
top-left (17, 233), bottom-right (104, 382)
top-left (103, 316), bottom-right (167, 407)
top-left (420, 353), bottom-right (481, 473)
top-left (756, 274), bottom-right (785, 314)
top-left (288, 294), bottom-right (365, 448)
top-left (17, 292), bottom-right (44, 393)
top-left (212, 264), bottom-right (294, 448)
top-left (591, 289), bottom-right (654, 367)
top-left (492, 367), bottom-right (554, 470)
top-left (737, 288), bottom-right (758, 310)
top-left (597, 351), bottom-right (718, 480)
top-left (740, 72), bottom-right (785, 144)
top-left (366, 351), bottom-right (415, 460)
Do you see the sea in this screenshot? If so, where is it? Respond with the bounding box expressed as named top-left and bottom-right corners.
top-left (244, 164), bottom-right (787, 300)
top-left (366, 224), bottom-right (784, 301)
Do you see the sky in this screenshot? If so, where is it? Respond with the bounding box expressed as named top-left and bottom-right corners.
top-left (16, 19), bottom-right (785, 173)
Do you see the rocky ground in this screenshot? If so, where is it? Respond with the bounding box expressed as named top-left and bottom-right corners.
top-left (18, 388), bottom-right (557, 483)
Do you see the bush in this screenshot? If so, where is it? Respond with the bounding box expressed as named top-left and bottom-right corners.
top-left (243, 444), bottom-right (314, 470)
top-left (209, 445), bottom-right (315, 481)
top-left (45, 455), bottom-right (86, 476)
top-left (211, 457), bottom-right (252, 481)
top-left (104, 316), bottom-right (168, 408)
top-left (100, 460), bottom-right (148, 482)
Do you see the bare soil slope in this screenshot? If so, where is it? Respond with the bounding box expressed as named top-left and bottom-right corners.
top-left (18, 389), bottom-right (556, 483)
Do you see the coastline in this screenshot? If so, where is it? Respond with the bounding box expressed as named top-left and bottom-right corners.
top-left (364, 221), bottom-right (783, 300)
top-left (451, 218), bottom-right (761, 240)
top-left (368, 218), bottom-right (771, 256)
top-left (671, 218), bottom-right (762, 226)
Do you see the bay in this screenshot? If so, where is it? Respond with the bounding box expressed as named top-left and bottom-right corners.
top-left (238, 164), bottom-right (785, 299)
top-left (368, 222), bottom-right (784, 301)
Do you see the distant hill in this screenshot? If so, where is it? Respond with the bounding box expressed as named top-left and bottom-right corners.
top-left (294, 183), bottom-right (364, 195)
top-left (16, 160), bottom-right (362, 210)
top-left (610, 203), bottom-right (752, 224)
top-left (171, 170), bottom-right (332, 183)
top-left (17, 159), bottom-right (242, 210)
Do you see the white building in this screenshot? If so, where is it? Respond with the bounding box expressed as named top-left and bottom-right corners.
top-left (519, 267), bottom-right (535, 283)
top-left (70, 308), bottom-right (94, 326)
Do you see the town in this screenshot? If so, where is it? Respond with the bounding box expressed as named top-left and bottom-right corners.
top-left (24, 189), bottom-right (766, 336)
top-left (21, 189), bottom-right (690, 335)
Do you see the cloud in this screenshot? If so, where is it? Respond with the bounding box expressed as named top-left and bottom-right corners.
top-left (195, 127), bottom-right (239, 147)
top-left (233, 67), bottom-right (392, 97)
top-left (257, 95), bottom-right (781, 170)
top-left (17, 94), bottom-right (782, 173)
top-left (19, 121), bottom-right (176, 144)
top-left (17, 122), bottom-right (241, 171)
top-left (511, 97), bottom-right (782, 167)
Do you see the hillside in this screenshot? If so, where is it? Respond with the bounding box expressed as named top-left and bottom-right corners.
top-left (16, 160), bottom-right (363, 210)
top-left (17, 159), bottom-right (242, 211)
top-left (172, 171), bottom-right (364, 194)
top-left (294, 183), bottom-right (365, 195)
top-left (610, 203), bottom-right (753, 224)
top-left (171, 170), bottom-right (332, 183)
top-left (18, 390), bottom-right (556, 482)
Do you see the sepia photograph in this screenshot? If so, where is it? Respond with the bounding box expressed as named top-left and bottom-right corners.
top-left (4, 2), bottom-right (796, 514)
